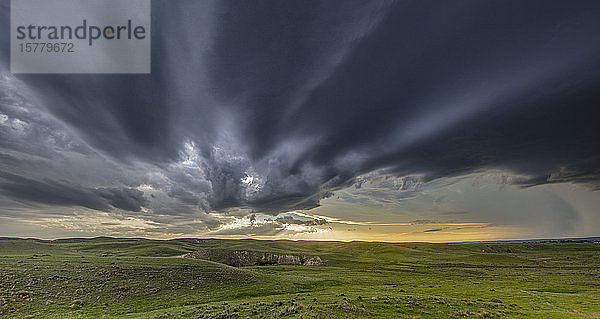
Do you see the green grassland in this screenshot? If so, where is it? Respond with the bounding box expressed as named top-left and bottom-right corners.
top-left (1, 237), bottom-right (599, 318)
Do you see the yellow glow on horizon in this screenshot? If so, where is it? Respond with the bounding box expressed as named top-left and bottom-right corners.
top-left (203, 222), bottom-right (527, 243)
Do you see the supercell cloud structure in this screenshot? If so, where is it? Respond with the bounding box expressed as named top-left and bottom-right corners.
top-left (1, 0), bottom-right (600, 236)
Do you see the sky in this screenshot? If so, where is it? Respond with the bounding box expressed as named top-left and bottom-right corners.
top-left (1, 0), bottom-right (600, 242)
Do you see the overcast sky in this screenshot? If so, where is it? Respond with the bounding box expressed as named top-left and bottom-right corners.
top-left (1, 0), bottom-right (600, 241)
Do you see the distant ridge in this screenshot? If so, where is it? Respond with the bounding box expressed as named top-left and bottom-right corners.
top-left (452, 236), bottom-right (600, 244)
top-left (1, 236), bottom-right (599, 244)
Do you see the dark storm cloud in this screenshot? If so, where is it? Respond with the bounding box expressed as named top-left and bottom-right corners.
top-left (94, 188), bottom-right (147, 212)
top-left (1, 0), bottom-right (600, 218)
top-left (0, 172), bottom-right (147, 212)
top-left (208, 0), bottom-right (600, 194)
top-left (275, 215), bottom-right (326, 226)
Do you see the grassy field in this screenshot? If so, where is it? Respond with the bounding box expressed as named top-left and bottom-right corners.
top-left (1, 237), bottom-right (599, 318)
